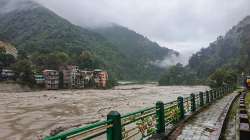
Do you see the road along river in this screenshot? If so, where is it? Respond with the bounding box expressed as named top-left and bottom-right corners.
top-left (0, 84), bottom-right (209, 140)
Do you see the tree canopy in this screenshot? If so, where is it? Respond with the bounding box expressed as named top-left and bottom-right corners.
top-left (208, 68), bottom-right (237, 88)
top-left (159, 63), bottom-right (200, 86)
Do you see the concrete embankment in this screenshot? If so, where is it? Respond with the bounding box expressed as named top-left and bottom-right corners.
top-left (221, 90), bottom-right (241, 140)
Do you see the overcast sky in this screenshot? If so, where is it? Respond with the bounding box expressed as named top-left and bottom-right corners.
top-left (35, 0), bottom-right (250, 54)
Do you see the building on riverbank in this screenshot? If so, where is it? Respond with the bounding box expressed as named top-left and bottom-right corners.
top-left (36, 67), bottom-right (109, 90)
top-left (43, 70), bottom-right (59, 90)
top-left (80, 70), bottom-right (94, 88)
top-left (60, 66), bottom-right (109, 89)
top-left (34, 74), bottom-right (45, 85)
top-left (93, 69), bottom-right (108, 88)
top-left (60, 65), bottom-right (84, 89)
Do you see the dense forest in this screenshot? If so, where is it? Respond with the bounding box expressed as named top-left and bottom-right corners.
top-left (91, 24), bottom-right (178, 80)
top-left (0, 0), bottom-right (177, 82)
top-left (160, 16), bottom-right (250, 87)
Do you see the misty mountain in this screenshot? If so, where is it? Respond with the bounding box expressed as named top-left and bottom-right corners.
top-left (0, 0), bottom-right (126, 78)
top-left (91, 24), bottom-right (177, 63)
top-left (188, 16), bottom-right (250, 78)
top-left (90, 24), bottom-right (178, 80)
top-left (0, 0), bottom-right (176, 80)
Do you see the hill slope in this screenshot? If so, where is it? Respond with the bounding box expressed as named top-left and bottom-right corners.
top-left (188, 16), bottom-right (250, 79)
top-left (0, 0), bottom-right (125, 76)
top-left (92, 24), bottom-right (176, 62)
top-left (91, 24), bottom-right (178, 80)
top-left (0, 0), bottom-right (177, 80)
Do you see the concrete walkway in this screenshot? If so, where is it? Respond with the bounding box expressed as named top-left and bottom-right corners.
top-left (170, 92), bottom-right (239, 140)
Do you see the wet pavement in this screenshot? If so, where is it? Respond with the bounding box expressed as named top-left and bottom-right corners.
top-left (0, 84), bottom-right (208, 140)
top-left (176, 92), bottom-right (238, 140)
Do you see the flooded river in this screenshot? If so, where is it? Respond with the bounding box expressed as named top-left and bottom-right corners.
top-left (0, 84), bottom-right (209, 140)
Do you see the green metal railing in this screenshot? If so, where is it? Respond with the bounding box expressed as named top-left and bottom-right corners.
top-left (43, 85), bottom-right (235, 140)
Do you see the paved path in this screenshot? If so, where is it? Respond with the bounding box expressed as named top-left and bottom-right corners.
top-left (173, 92), bottom-right (238, 140)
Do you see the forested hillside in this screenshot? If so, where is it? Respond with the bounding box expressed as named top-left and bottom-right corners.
top-left (0, 0), bottom-right (177, 81)
top-left (91, 24), bottom-right (178, 80)
top-left (92, 24), bottom-right (177, 65)
top-left (188, 16), bottom-right (250, 78)
top-left (159, 16), bottom-right (250, 86)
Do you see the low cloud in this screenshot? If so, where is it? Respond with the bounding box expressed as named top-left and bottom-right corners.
top-left (151, 53), bottom-right (189, 68)
top-left (0, 0), bottom-right (39, 14)
top-left (34, 0), bottom-right (250, 54)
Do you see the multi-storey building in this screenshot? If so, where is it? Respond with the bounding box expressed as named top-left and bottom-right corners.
top-left (41, 67), bottom-right (108, 90)
top-left (61, 65), bottom-right (84, 89)
top-left (43, 70), bottom-right (59, 90)
top-left (93, 69), bottom-right (108, 88)
top-left (61, 66), bottom-right (71, 88)
top-left (80, 70), bottom-right (94, 88)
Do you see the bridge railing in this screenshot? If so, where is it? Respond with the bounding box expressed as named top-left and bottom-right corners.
top-left (43, 85), bottom-right (235, 140)
top-left (121, 106), bottom-right (157, 139)
top-left (44, 120), bottom-right (112, 140)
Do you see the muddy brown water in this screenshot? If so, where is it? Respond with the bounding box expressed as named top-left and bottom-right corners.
top-left (0, 84), bottom-right (209, 140)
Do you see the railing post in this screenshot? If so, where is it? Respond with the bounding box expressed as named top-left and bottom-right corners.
top-left (156, 101), bottom-right (165, 133)
top-left (107, 111), bottom-right (122, 140)
top-left (177, 96), bottom-right (184, 120)
top-left (206, 91), bottom-right (209, 104)
top-left (190, 93), bottom-right (196, 112)
top-left (199, 92), bottom-right (204, 106)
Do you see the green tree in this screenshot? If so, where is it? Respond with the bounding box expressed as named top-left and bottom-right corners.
top-left (31, 52), bottom-right (70, 70)
top-left (17, 49), bottom-right (28, 60)
top-left (208, 68), bottom-right (237, 88)
top-left (55, 52), bottom-right (70, 65)
top-left (11, 59), bottom-right (35, 85)
top-left (159, 63), bottom-right (199, 85)
top-left (77, 51), bottom-right (101, 70)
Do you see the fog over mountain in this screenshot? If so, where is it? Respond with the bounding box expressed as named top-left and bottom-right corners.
top-left (33, 0), bottom-right (250, 55)
top-left (1, 0), bottom-right (250, 66)
top-left (0, 0), bottom-right (39, 14)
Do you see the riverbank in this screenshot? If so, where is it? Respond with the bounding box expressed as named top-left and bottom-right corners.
top-left (0, 82), bottom-right (31, 93)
